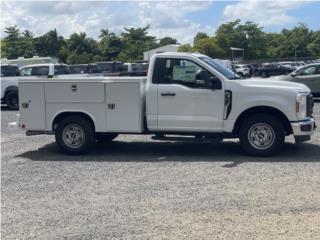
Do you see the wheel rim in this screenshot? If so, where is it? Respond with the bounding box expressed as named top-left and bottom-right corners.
top-left (62, 124), bottom-right (85, 149)
top-left (248, 123), bottom-right (275, 150)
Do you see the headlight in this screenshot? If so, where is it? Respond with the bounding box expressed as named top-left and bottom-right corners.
top-left (296, 93), bottom-right (308, 120)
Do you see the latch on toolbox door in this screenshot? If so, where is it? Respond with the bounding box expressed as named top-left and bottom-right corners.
top-left (108, 103), bottom-right (115, 110)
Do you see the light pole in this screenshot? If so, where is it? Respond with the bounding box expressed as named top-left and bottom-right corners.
top-left (294, 45), bottom-right (299, 63)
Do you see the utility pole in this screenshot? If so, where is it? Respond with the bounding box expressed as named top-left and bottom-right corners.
top-left (294, 45), bottom-right (299, 63)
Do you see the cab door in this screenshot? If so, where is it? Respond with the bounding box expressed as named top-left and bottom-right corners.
top-left (154, 57), bottom-right (225, 132)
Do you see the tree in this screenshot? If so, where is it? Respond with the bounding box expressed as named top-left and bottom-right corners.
top-left (193, 37), bottom-right (225, 58)
top-left (193, 32), bottom-right (209, 45)
top-left (159, 37), bottom-right (177, 46)
top-left (120, 25), bottom-right (157, 61)
top-left (99, 29), bottom-right (114, 39)
top-left (3, 26), bottom-right (21, 58)
top-left (307, 31), bottom-right (320, 57)
top-left (2, 26), bottom-right (36, 58)
top-left (99, 29), bottom-right (123, 60)
top-left (178, 44), bottom-right (192, 52)
top-left (34, 29), bottom-right (65, 57)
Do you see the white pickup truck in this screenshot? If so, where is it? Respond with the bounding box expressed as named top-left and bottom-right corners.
top-left (16, 52), bottom-right (316, 156)
top-left (1, 63), bottom-right (75, 109)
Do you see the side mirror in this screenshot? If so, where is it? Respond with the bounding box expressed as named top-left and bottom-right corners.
top-left (196, 69), bottom-right (209, 81)
top-left (195, 69), bottom-right (210, 88)
top-left (291, 72), bottom-right (297, 77)
top-left (210, 77), bottom-right (222, 90)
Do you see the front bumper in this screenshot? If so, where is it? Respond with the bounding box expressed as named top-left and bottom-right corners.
top-left (291, 117), bottom-right (316, 136)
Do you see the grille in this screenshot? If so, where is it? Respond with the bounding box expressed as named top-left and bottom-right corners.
top-left (306, 94), bottom-right (314, 117)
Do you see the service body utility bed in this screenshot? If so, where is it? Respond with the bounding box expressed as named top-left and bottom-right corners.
top-left (19, 77), bottom-right (146, 134)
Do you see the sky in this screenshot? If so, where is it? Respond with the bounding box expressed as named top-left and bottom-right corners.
top-left (1, 0), bottom-right (320, 44)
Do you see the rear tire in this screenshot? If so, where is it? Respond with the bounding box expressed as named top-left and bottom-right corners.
top-left (5, 91), bottom-right (19, 110)
top-left (96, 133), bottom-right (118, 143)
top-left (55, 116), bottom-right (95, 154)
top-left (239, 114), bottom-right (285, 157)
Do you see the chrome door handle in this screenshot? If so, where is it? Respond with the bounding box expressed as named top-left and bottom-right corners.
top-left (161, 92), bottom-right (176, 96)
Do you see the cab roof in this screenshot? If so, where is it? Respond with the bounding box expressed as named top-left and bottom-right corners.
top-left (153, 52), bottom-right (206, 58)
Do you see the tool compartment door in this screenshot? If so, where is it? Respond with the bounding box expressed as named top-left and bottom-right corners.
top-left (19, 82), bottom-right (46, 130)
top-left (105, 81), bottom-right (143, 132)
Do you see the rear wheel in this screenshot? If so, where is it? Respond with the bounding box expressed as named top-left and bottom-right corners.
top-left (5, 91), bottom-right (19, 110)
top-left (55, 116), bottom-right (95, 154)
top-left (239, 114), bottom-right (285, 156)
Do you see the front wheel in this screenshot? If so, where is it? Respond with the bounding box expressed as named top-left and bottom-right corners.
top-left (55, 116), bottom-right (95, 154)
top-left (239, 114), bottom-right (285, 156)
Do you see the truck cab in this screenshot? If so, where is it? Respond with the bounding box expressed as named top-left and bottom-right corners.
top-left (16, 52), bottom-right (316, 156)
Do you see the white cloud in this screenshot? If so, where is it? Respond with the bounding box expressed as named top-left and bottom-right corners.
top-left (0, 0), bottom-right (215, 43)
top-left (221, 0), bottom-right (307, 28)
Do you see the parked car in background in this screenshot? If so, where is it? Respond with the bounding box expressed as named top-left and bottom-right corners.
top-left (232, 64), bottom-right (250, 78)
top-left (255, 63), bottom-right (294, 78)
top-left (20, 63), bottom-right (70, 77)
top-left (1, 64), bottom-right (20, 77)
top-left (279, 61), bottom-right (305, 70)
top-left (120, 62), bottom-right (148, 76)
top-left (245, 63), bottom-right (260, 77)
top-left (277, 63), bottom-right (320, 97)
top-left (95, 61), bottom-right (123, 74)
top-left (69, 64), bottom-right (101, 74)
top-left (1, 63), bottom-right (70, 110)
top-left (1, 64), bottom-right (20, 109)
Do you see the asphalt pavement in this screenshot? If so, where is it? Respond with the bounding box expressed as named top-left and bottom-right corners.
top-left (1, 102), bottom-right (320, 239)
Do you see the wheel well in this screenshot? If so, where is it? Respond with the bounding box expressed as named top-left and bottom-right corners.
top-left (5, 86), bottom-right (18, 97)
top-left (52, 112), bottom-right (95, 132)
top-left (233, 106), bottom-right (292, 135)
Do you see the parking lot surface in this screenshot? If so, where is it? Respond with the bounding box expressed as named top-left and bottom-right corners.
top-left (1, 102), bottom-right (320, 239)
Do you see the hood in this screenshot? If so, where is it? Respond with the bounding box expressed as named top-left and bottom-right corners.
top-left (239, 78), bottom-right (310, 93)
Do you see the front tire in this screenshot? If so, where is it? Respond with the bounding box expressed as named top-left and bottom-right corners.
top-left (55, 116), bottom-right (95, 154)
top-left (239, 114), bottom-right (285, 156)
top-left (5, 91), bottom-right (19, 110)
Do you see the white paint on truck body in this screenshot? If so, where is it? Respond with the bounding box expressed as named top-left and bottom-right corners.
top-left (17, 52), bottom-right (313, 139)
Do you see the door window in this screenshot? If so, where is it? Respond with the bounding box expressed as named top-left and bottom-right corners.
top-left (157, 58), bottom-right (216, 88)
top-left (299, 66), bottom-right (317, 75)
top-left (31, 66), bottom-right (49, 76)
top-left (20, 67), bottom-right (32, 76)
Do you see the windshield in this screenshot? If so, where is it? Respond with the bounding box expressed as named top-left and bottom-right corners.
top-left (198, 56), bottom-right (239, 80)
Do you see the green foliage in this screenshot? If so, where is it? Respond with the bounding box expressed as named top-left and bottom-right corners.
top-left (193, 37), bottom-right (226, 58)
top-left (178, 44), bottom-right (192, 52)
top-left (2, 25), bottom-right (36, 59)
top-left (1, 22), bottom-right (319, 64)
top-left (159, 37), bottom-right (177, 46)
top-left (193, 32), bottom-right (209, 45)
